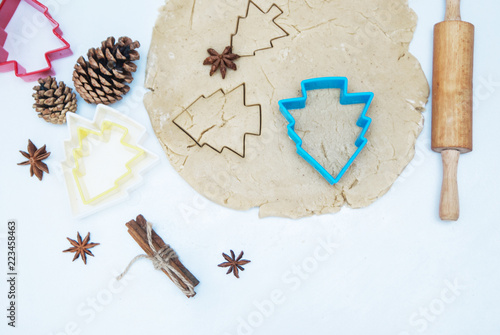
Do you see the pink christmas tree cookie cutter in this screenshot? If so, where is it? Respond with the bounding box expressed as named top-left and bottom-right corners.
top-left (0, 0), bottom-right (71, 81)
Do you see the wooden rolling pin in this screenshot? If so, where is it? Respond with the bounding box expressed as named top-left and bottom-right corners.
top-left (432, 0), bottom-right (474, 221)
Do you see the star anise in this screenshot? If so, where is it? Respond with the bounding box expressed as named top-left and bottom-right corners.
top-left (17, 139), bottom-right (51, 181)
top-left (63, 232), bottom-right (100, 265)
top-left (218, 250), bottom-right (251, 278)
top-left (203, 46), bottom-right (240, 79)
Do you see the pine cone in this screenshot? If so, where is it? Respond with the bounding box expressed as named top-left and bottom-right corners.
top-left (32, 76), bottom-right (77, 125)
top-left (72, 36), bottom-right (140, 105)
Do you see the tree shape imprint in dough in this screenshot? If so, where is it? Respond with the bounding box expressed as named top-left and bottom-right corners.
top-left (173, 84), bottom-right (262, 158)
top-left (230, 1), bottom-right (289, 56)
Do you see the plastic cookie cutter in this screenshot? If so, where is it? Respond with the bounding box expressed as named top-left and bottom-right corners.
top-left (0, 0), bottom-right (71, 81)
top-left (62, 105), bottom-right (159, 218)
top-left (72, 121), bottom-right (145, 205)
top-left (278, 77), bottom-right (373, 185)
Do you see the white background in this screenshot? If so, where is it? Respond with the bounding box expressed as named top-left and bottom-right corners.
top-left (1, 0), bottom-right (500, 334)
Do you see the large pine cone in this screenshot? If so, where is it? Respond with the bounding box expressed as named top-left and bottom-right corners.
top-left (72, 36), bottom-right (140, 105)
top-left (32, 76), bottom-right (77, 124)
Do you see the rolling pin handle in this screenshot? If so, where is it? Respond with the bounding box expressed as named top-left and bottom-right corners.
top-left (440, 149), bottom-right (460, 221)
top-left (445, 0), bottom-right (461, 21)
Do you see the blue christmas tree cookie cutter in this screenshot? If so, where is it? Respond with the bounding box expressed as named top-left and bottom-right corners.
top-left (278, 77), bottom-right (373, 185)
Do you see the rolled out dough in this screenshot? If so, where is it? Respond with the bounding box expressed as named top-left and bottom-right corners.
top-left (144, 0), bottom-right (429, 218)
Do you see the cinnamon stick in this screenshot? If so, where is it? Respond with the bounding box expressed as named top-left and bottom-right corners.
top-left (125, 215), bottom-right (199, 297)
top-left (135, 215), bottom-right (200, 286)
top-left (126, 221), bottom-right (195, 291)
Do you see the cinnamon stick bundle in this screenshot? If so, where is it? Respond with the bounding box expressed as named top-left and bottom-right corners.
top-left (126, 214), bottom-right (199, 297)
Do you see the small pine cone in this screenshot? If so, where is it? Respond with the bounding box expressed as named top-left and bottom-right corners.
top-left (72, 36), bottom-right (140, 105)
top-left (32, 76), bottom-right (77, 125)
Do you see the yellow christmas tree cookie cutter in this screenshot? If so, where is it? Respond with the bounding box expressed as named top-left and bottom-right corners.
top-left (72, 120), bottom-right (145, 205)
